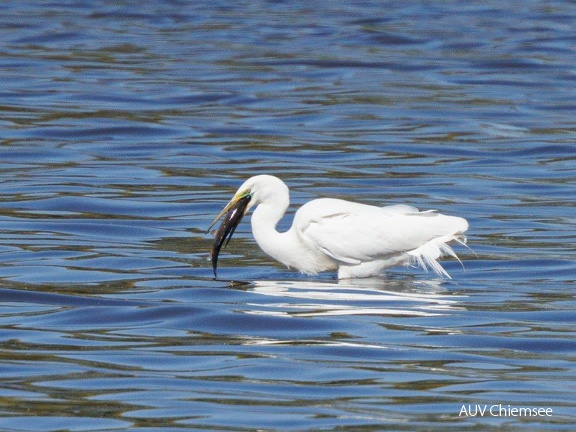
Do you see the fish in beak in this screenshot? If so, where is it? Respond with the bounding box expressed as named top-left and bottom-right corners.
top-left (207, 191), bottom-right (251, 277)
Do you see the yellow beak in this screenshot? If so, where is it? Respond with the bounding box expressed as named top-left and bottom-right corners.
top-left (207, 192), bottom-right (246, 233)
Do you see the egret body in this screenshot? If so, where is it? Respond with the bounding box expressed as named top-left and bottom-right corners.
top-left (209, 175), bottom-right (468, 279)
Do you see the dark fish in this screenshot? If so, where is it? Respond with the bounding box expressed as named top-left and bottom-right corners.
top-left (209, 195), bottom-right (251, 277)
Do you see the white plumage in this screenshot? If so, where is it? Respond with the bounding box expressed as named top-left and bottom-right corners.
top-left (209, 175), bottom-right (468, 279)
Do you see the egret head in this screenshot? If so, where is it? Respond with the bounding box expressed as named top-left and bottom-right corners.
top-left (207, 175), bottom-right (288, 277)
top-left (235, 175), bottom-right (288, 208)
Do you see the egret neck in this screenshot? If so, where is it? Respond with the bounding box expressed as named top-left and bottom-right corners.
top-left (249, 193), bottom-right (296, 267)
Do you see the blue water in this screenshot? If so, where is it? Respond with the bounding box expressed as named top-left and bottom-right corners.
top-left (1, 1), bottom-right (575, 430)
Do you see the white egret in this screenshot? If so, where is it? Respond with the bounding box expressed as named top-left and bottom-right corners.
top-left (208, 175), bottom-right (468, 279)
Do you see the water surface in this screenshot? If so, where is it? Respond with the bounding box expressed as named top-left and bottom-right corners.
top-left (1, 1), bottom-right (575, 430)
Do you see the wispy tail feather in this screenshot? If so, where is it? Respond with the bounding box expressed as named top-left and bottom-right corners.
top-left (406, 233), bottom-right (467, 279)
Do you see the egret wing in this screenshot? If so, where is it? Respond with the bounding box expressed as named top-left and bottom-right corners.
top-left (295, 199), bottom-right (466, 264)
